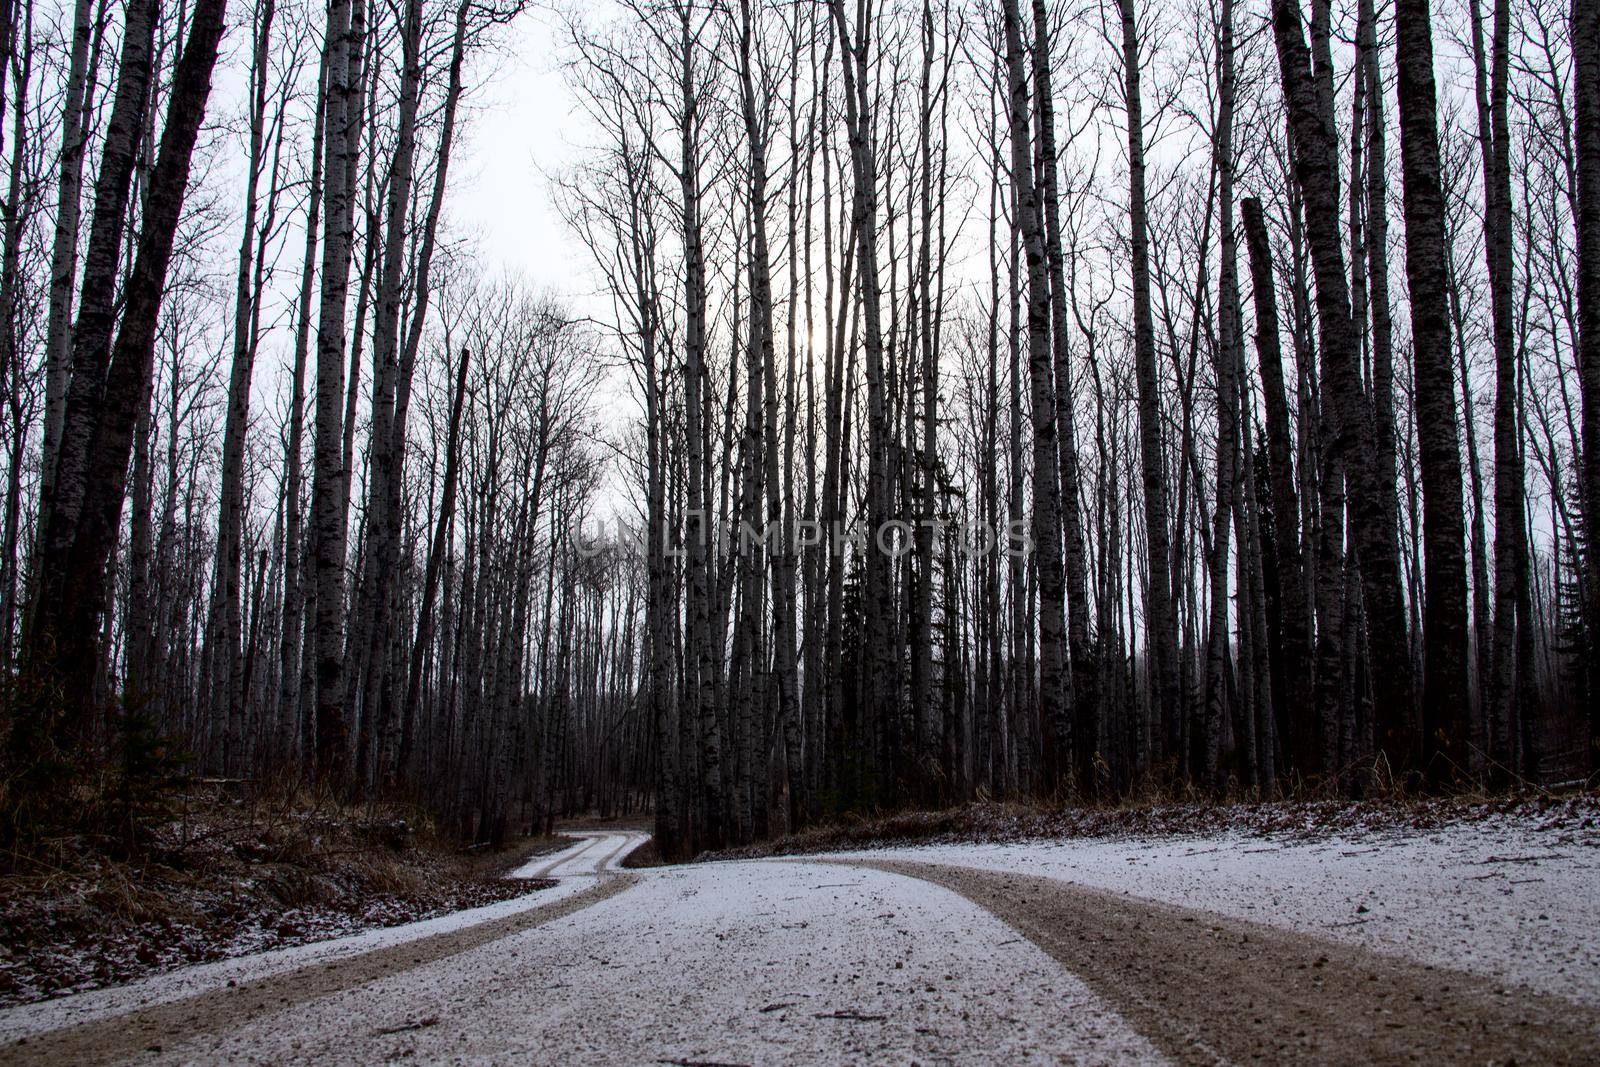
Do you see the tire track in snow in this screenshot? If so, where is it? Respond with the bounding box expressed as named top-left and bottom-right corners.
top-left (146, 856), bottom-right (1164, 1064)
top-left (0, 872), bottom-right (636, 1066)
top-left (592, 830), bottom-right (644, 870)
top-left (510, 830), bottom-right (647, 880)
top-left (850, 858), bottom-right (1600, 1065)
top-left (512, 834), bottom-right (607, 878)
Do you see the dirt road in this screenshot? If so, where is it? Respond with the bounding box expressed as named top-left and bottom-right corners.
top-left (1, 826), bottom-right (1594, 1064)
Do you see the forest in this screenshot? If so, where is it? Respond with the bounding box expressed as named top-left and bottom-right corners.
top-left (0, 0), bottom-right (1594, 866)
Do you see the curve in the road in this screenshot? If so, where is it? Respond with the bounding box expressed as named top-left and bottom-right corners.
top-left (9, 829), bottom-right (1593, 1065)
top-left (0, 835), bottom-right (643, 1066)
top-left (848, 857), bottom-right (1600, 1066)
top-left (510, 829), bottom-right (648, 880)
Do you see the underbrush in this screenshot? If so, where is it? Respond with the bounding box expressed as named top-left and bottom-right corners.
top-left (702, 789), bottom-right (1600, 861)
top-left (0, 784), bottom-right (556, 1006)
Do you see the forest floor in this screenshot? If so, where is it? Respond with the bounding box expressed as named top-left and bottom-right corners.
top-left (704, 790), bottom-right (1600, 860)
top-left (1, 799), bottom-right (1595, 1063)
top-left (0, 787), bottom-right (562, 1007)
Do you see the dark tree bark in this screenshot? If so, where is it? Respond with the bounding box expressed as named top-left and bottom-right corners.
top-left (1269, 0), bottom-right (1415, 777)
top-left (911, 0), bottom-right (938, 802)
top-left (309, 0), bottom-right (366, 784)
top-left (383, 0), bottom-right (472, 786)
top-left (1207, 0), bottom-right (1242, 790)
top-left (676, 1), bottom-right (724, 848)
top-left (28, 0), bottom-right (156, 632)
top-left (279, 51), bottom-right (328, 765)
top-left (1242, 198), bottom-right (1312, 777)
top-left (1357, 0), bottom-right (1402, 616)
top-left (1029, 0), bottom-right (1093, 787)
top-left (206, 0), bottom-right (278, 774)
top-left (1467, 0), bottom-right (1533, 783)
top-left (1118, 0), bottom-right (1179, 765)
top-left (401, 345), bottom-right (470, 781)
top-left (350, 0), bottom-right (425, 789)
top-left (1394, 0), bottom-right (1470, 784)
top-left (1571, 0), bottom-right (1600, 760)
top-left (735, 0), bottom-right (801, 829)
top-left (827, 0), bottom-right (896, 799)
top-left (37, 0), bottom-right (99, 517)
top-left (27, 0), bottom-right (228, 743)
top-left (1000, 0), bottom-right (1069, 791)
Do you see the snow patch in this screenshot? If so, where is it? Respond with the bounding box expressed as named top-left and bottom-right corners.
top-left (0, 878), bottom-right (585, 1044)
top-left (153, 859), bottom-right (1164, 1064)
top-left (852, 814), bottom-right (1600, 1005)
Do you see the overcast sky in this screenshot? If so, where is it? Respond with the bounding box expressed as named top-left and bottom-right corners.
top-left (451, 6), bottom-right (589, 299)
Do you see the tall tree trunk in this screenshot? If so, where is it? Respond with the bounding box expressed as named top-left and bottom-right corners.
top-left (1394, 0), bottom-right (1470, 784)
top-left (350, 0), bottom-right (424, 789)
top-left (1000, 0), bottom-right (1068, 792)
top-left (1466, 0), bottom-right (1531, 783)
top-left (910, 0), bottom-right (936, 803)
top-left (309, 0), bottom-right (366, 784)
top-left (205, 0), bottom-right (276, 774)
top-left (1030, 0), bottom-right (1093, 788)
top-left (1206, 0), bottom-right (1241, 790)
top-left (37, 0), bottom-right (98, 517)
top-left (279, 50), bottom-right (328, 766)
top-left (1242, 198), bottom-right (1312, 778)
top-left (1357, 0), bottom-right (1401, 593)
top-left (736, 0), bottom-right (801, 830)
top-left (828, 0), bottom-right (895, 802)
top-left (1118, 0), bottom-right (1179, 767)
top-left (1269, 0), bottom-right (1414, 780)
top-left (27, 0), bottom-right (228, 743)
top-left (27, 0), bottom-right (156, 646)
top-left (1568, 0), bottom-right (1600, 763)
top-left (677, 2), bottom-right (723, 848)
top-left (385, 0), bottom-right (469, 786)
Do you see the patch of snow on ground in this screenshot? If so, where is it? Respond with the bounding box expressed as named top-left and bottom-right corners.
top-left (0, 876), bottom-right (587, 1045)
top-left (157, 859), bottom-right (1166, 1065)
top-left (508, 831), bottom-right (649, 879)
top-left (853, 814), bottom-right (1600, 1004)
top-left (0, 834), bottom-right (621, 1042)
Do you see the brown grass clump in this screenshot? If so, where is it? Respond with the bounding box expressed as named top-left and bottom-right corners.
top-left (0, 782), bottom-right (557, 1006)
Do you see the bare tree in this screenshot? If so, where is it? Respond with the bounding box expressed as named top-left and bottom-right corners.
top-left (1394, 0), bottom-right (1470, 784)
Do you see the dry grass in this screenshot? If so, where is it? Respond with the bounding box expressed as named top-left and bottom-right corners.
top-left (618, 837), bottom-right (661, 868)
top-left (0, 783), bottom-right (554, 1006)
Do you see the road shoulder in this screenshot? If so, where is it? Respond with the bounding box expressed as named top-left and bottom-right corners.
top-left (849, 857), bottom-right (1599, 1065)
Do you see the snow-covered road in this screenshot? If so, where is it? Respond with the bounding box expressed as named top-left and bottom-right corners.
top-left (2, 819), bottom-right (1595, 1064)
top-left (507, 829), bottom-right (650, 880)
top-left (851, 817), bottom-right (1600, 1007)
